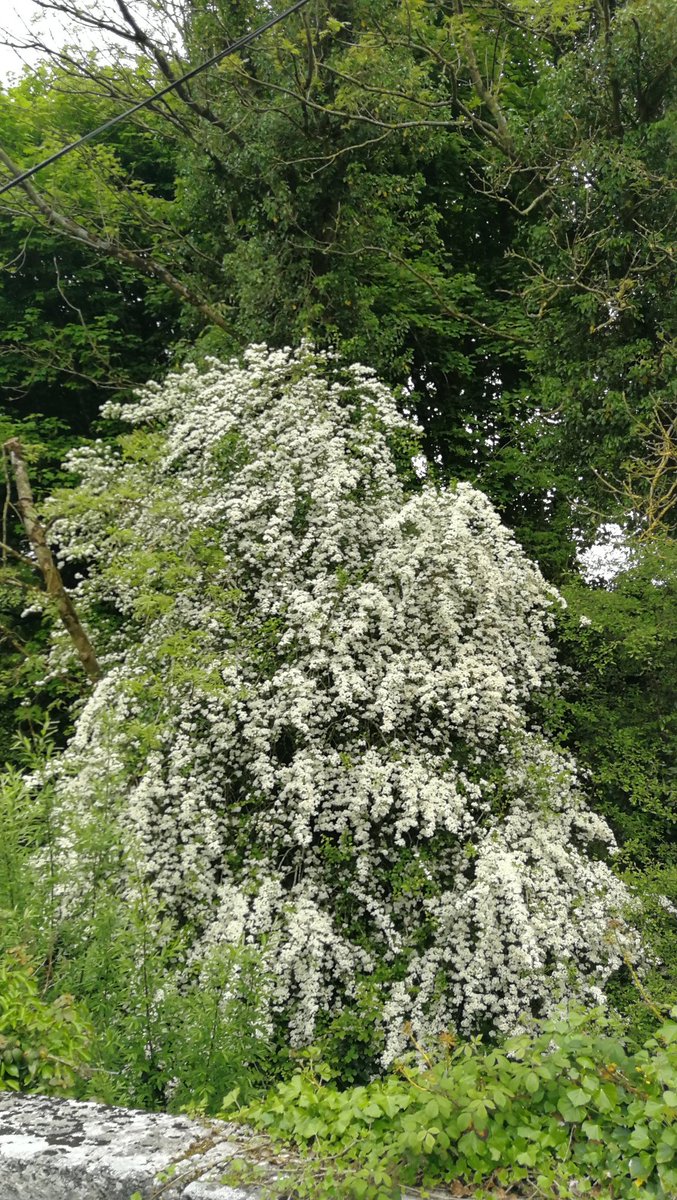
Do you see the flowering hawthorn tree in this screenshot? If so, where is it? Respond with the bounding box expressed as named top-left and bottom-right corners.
top-left (45, 344), bottom-right (635, 1063)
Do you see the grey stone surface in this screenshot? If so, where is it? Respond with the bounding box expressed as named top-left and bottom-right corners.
top-left (0, 1093), bottom-right (253, 1200)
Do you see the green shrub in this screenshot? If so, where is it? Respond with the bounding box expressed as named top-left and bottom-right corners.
top-left (0, 741), bottom-right (60, 957)
top-left (0, 947), bottom-right (92, 1095)
top-left (233, 1008), bottom-right (677, 1199)
top-left (83, 931), bottom-right (282, 1113)
top-left (0, 749), bottom-right (280, 1113)
top-left (608, 866), bottom-right (677, 1050)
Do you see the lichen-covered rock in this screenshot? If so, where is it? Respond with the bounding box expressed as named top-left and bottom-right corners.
top-left (0, 1093), bottom-right (249, 1199)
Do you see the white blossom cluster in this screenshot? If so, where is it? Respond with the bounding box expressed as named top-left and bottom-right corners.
top-left (44, 344), bottom-right (637, 1061)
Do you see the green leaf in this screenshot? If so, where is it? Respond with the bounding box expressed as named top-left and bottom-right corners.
top-left (219, 1087), bottom-right (240, 1112)
top-left (582, 1121), bottom-right (602, 1141)
top-left (362, 1102), bottom-right (383, 1119)
top-left (629, 1126), bottom-right (651, 1151)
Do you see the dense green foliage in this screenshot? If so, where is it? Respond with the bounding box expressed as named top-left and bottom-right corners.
top-left (233, 1009), bottom-right (677, 1198)
top-left (543, 541), bottom-right (677, 1038)
top-left (0, 947), bottom-right (91, 1095)
top-left (0, 66), bottom-right (181, 431)
top-left (554, 547), bottom-right (676, 875)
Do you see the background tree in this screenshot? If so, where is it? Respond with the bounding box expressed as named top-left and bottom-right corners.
top-left (4, 0), bottom-right (675, 555)
top-left (0, 62), bottom-right (187, 434)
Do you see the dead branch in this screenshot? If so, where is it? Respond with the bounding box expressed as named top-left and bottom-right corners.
top-left (3, 438), bottom-right (101, 682)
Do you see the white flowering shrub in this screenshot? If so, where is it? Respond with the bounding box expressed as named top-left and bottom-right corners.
top-left (44, 344), bottom-right (636, 1067)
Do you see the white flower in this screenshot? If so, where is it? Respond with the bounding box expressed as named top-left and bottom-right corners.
top-left (42, 343), bottom-right (639, 1060)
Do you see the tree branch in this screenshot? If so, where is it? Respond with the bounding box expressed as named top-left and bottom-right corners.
top-left (113, 0), bottom-right (245, 144)
top-left (0, 143), bottom-right (231, 334)
top-left (3, 438), bottom-right (102, 682)
top-left (452, 1), bottom-right (514, 155)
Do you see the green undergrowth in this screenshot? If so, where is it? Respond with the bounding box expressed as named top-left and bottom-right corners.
top-left (1, 739), bottom-right (676, 1200)
top-left (224, 1009), bottom-right (677, 1200)
top-left (0, 947), bottom-right (92, 1095)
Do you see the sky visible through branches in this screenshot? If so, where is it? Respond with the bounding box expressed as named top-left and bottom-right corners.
top-left (1, 0), bottom-right (102, 80)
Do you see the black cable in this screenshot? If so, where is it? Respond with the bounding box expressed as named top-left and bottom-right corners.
top-left (0, 0), bottom-right (312, 197)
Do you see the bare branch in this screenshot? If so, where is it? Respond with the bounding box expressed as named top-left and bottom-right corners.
top-left (452, 1), bottom-right (514, 155)
top-left (3, 438), bottom-right (102, 682)
top-left (112, 0), bottom-right (245, 143)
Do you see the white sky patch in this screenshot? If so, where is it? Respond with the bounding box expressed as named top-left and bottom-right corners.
top-left (0, 0), bottom-right (101, 83)
top-left (1, 1), bottom-right (53, 81)
top-left (579, 523), bottom-right (633, 585)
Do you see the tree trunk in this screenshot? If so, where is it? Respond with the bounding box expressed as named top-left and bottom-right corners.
top-left (3, 439), bottom-right (102, 683)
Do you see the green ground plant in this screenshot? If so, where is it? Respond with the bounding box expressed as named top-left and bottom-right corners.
top-left (76, 919), bottom-right (282, 1112)
top-left (231, 1009), bottom-right (677, 1199)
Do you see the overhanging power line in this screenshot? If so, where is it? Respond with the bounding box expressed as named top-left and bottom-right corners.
top-left (0, 0), bottom-right (312, 197)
